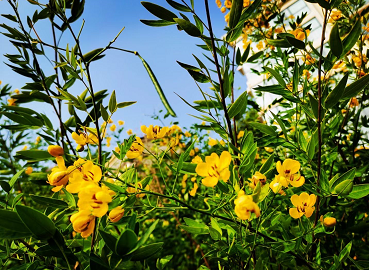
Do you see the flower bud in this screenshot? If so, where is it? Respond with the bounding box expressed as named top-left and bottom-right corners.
top-left (76, 144), bottom-right (84, 152)
top-left (48, 145), bottom-right (64, 157)
top-left (323, 217), bottom-right (336, 227)
top-left (108, 206), bottom-right (125, 223)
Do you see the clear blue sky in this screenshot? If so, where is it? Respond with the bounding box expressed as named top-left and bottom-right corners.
top-left (0, 1), bottom-right (246, 135)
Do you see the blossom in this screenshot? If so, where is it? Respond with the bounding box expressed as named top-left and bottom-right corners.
top-left (8, 98), bottom-right (16, 106)
top-left (126, 136), bottom-right (144, 159)
top-left (118, 120), bottom-right (125, 125)
top-left (208, 138), bottom-right (218, 146)
top-left (234, 190), bottom-right (260, 220)
top-left (349, 97), bottom-right (359, 107)
top-left (47, 156), bottom-right (70, 192)
top-left (184, 131), bottom-right (191, 137)
top-left (70, 210), bottom-right (95, 238)
top-left (110, 124), bottom-right (116, 132)
top-left (66, 159), bottom-right (102, 193)
top-left (141, 125), bottom-right (168, 139)
top-left (127, 129), bottom-right (133, 135)
top-left (277, 159), bottom-right (305, 187)
top-left (289, 192), bottom-right (316, 219)
top-left (47, 145), bottom-right (64, 157)
top-left (290, 28), bottom-right (310, 41)
top-left (72, 130), bottom-right (98, 146)
top-left (189, 183), bottom-right (198, 196)
top-left (304, 54), bottom-right (316, 65)
top-left (127, 182), bottom-right (146, 198)
top-left (14, 89), bottom-right (19, 94)
top-left (323, 217), bottom-right (336, 227)
top-left (191, 156), bottom-right (203, 164)
top-left (109, 206), bottom-right (125, 223)
top-left (106, 137), bottom-right (111, 147)
top-left (270, 174), bottom-right (289, 193)
top-left (237, 131), bottom-right (244, 139)
top-left (77, 184), bottom-right (113, 217)
top-left (248, 172), bottom-right (267, 190)
top-left (195, 151), bottom-right (232, 187)
top-left (25, 167), bottom-right (33, 175)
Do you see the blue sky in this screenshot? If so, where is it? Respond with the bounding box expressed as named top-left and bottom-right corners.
top-left (0, 1), bottom-right (246, 136)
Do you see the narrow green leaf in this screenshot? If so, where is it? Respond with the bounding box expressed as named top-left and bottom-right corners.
top-left (16, 150), bottom-right (52, 161)
top-left (9, 169), bottom-right (25, 189)
top-left (248, 122), bottom-right (277, 136)
top-left (285, 36), bottom-right (305, 49)
top-left (83, 48), bottom-right (105, 63)
top-left (339, 241), bottom-right (352, 263)
top-left (334, 179), bottom-right (353, 196)
top-left (342, 20), bottom-right (361, 57)
top-left (108, 90), bottom-right (117, 113)
top-left (247, 51), bottom-right (264, 62)
top-left (259, 153), bottom-right (274, 174)
top-left (99, 230), bottom-right (118, 253)
top-left (347, 184), bottom-right (369, 199)
top-left (16, 205), bottom-right (56, 240)
top-left (117, 101), bottom-right (136, 108)
top-left (330, 168), bottom-right (356, 190)
top-left (237, 0), bottom-right (262, 26)
top-left (166, 0), bottom-right (191, 12)
top-left (264, 66), bottom-right (286, 88)
top-left (325, 73), bottom-right (348, 108)
top-left (270, 111), bottom-right (288, 139)
top-left (342, 73), bottom-right (369, 99)
top-left (228, 91), bottom-right (248, 119)
top-left (266, 39), bottom-right (291, 48)
top-left (100, 104), bottom-right (109, 122)
top-left (30, 195), bottom-right (69, 208)
top-left (329, 23), bottom-right (342, 58)
top-left (131, 243), bottom-right (163, 261)
top-left (174, 18), bottom-right (201, 37)
top-left (141, 2), bottom-right (178, 22)
top-left (140, 19), bottom-right (176, 27)
top-left (115, 229), bottom-right (138, 256)
top-left (229, 0), bottom-right (243, 29)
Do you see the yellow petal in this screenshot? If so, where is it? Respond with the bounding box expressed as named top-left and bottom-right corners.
top-left (289, 208), bottom-right (304, 219)
top-left (290, 194), bottom-right (301, 207)
top-left (299, 192), bottom-right (309, 203)
top-left (140, 125), bottom-right (147, 133)
top-left (205, 153), bottom-right (219, 164)
top-left (220, 169), bottom-right (230, 182)
top-left (305, 206), bottom-right (315, 218)
top-left (308, 194), bottom-right (316, 206)
top-left (51, 185), bottom-right (63, 192)
top-left (276, 161), bottom-right (282, 174)
top-left (284, 159), bottom-right (300, 174)
top-left (202, 176), bottom-right (218, 187)
top-left (290, 175), bottom-right (305, 187)
top-left (196, 163), bottom-right (209, 177)
top-left (218, 151), bottom-right (232, 170)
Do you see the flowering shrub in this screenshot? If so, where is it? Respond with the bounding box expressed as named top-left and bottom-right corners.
top-left (0, 0), bottom-right (369, 269)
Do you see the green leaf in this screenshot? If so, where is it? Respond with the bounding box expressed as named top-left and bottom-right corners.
top-left (270, 111), bottom-right (288, 139)
top-left (109, 90), bottom-right (117, 113)
top-left (141, 2), bottom-right (178, 22)
top-left (228, 91), bottom-right (248, 119)
top-left (347, 184), bottom-right (369, 199)
top-left (229, 0), bottom-right (243, 29)
top-left (342, 73), bottom-right (369, 99)
top-left (136, 220), bottom-right (159, 248)
top-left (117, 101), bottom-right (137, 108)
top-left (0, 209), bottom-right (31, 238)
top-left (0, 181), bottom-right (10, 193)
top-left (264, 67), bottom-right (286, 88)
top-left (99, 230), bottom-right (118, 253)
top-left (83, 48), bottom-right (105, 63)
top-left (329, 23), bottom-right (342, 58)
top-left (266, 38), bottom-right (291, 48)
top-left (334, 179), bottom-right (353, 196)
top-left (9, 169), bottom-right (25, 189)
top-left (285, 36), bottom-right (305, 49)
top-left (166, 0), bottom-right (191, 12)
top-left (210, 218), bottom-right (222, 237)
top-left (237, 0), bottom-right (262, 26)
top-left (259, 153), bottom-right (274, 174)
top-left (325, 73), bottom-right (348, 108)
top-left (329, 168), bottom-right (356, 190)
top-left (174, 18), bottom-right (201, 37)
top-left (248, 122), bottom-right (277, 136)
top-left (179, 225), bottom-right (208, 234)
top-left (138, 55), bottom-right (176, 116)
top-left (247, 51), bottom-right (264, 62)
top-left (342, 20), bottom-right (361, 57)
top-left (187, 70), bottom-right (210, 83)
top-left (115, 229), bottom-right (138, 256)
top-left (16, 205), bottom-right (56, 240)
top-left (140, 19), bottom-right (176, 27)
top-left (30, 195), bottom-right (69, 208)
top-left (16, 150), bottom-right (52, 161)
top-left (100, 104), bottom-right (109, 122)
top-left (131, 243), bottom-right (163, 261)
top-left (157, 255), bottom-right (173, 270)
top-left (339, 241), bottom-right (352, 264)
top-left (254, 84), bottom-right (300, 103)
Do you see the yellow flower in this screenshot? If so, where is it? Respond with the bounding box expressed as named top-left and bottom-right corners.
top-left (22, 145), bottom-right (27, 150)
top-left (66, 159), bottom-right (102, 193)
top-left (35, 136), bottom-right (41, 144)
top-left (189, 149), bottom-right (195, 156)
top-left (304, 54), bottom-right (316, 65)
top-left (323, 217), bottom-right (336, 227)
top-left (290, 28), bottom-right (310, 41)
top-left (47, 156), bottom-right (70, 192)
top-left (191, 156), bottom-right (203, 164)
top-left (201, 121), bottom-right (206, 125)
top-left (141, 125), bottom-right (168, 139)
top-left (302, 69), bottom-right (311, 79)
top-left (182, 174), bottom-right (188, 188)
top-left (289, 192), bottom-right (316, 219)
top-left (8, 98), bottom-right (17, 106)
top-left (248, 171), bottom-right (266, 189)
top-left (276, 159), bottom-right (305, 188)
top-left (329, 9), bottom-right (342, 23)
top-left (77, 184), bottom-right (113, 217)
top-left (216, 0), bottom-right (222, 8)
top-left (109, 206), bottom-right (125, 223)
top-left (168, 125), bottom-right (181, 135)
top-left (349, 97), bottom-right (359, 107)
top-left (14, 89), bottom-right (20, 94)
top-left (220, 6), bottom-right (226, 13)
top-left (127, 129), bottom-right (133, 135)
top-left (269, 174), bottom-right (289, 193)
top-left (264, 147), bottom-right (274, 153)
top-left (219, 140), bottom-right (226, 146)
top-left (126, 136), bottom-right (144, 159)
top-left (72, 130), bottom-right (98, 146)
top-left (70, 210), bottom-right (95, 238)
top-left (189, 183), bottom-right (198, 196)
top-left (196, 151), bottom-right (232, 187)
top-left (25, 167), bottom-right (33, 175)
top-left (237, 130), bottom-right (244, 139)
top-left (234, 190), bottom-right (260, 220)
top-left (47, 145), bottom-right (64, 157)
top-left (127, 182), bottom-right (146, 198)
top-left (110, 124), bottom-right (116, 132)
top-left (184, 131), bottom-right (191, 137)
top-left (208, 138), bottom-right (218, 146)
top-left (106, 137), bottom-right (111, 147)
top-left (118, 120), bottom-right (125, 126)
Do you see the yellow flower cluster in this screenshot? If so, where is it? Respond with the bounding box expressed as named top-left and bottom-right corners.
top-left (289, 192), bottom-right (316, 219)
top-left (270, 159), bottom-right (305, 193)
top-left (234, 190), bottom-right (260, 220)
